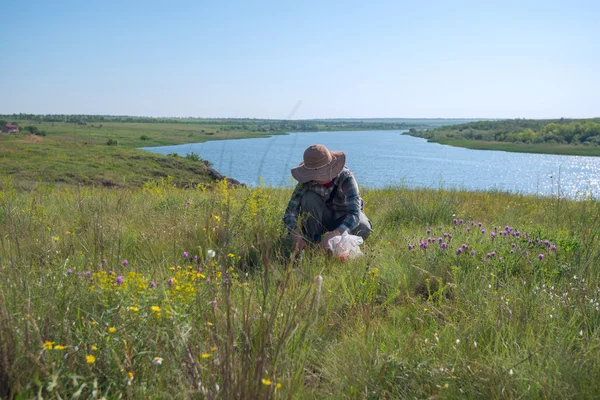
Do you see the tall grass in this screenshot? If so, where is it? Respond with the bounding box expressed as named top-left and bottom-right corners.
top-left (1, 178), bottom-right (600, 398)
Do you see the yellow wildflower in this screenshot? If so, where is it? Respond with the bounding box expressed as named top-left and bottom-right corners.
top-left (151, 306), bottom-right (161, 313)
top-left (86, 355), bottom-right (96, 364)
top-left (276, 383), bottom-right (282, 389)
top-left (262, 378), bottom-right (272, 386)
top-left (227, 253), bottom-right (235, 258)
top-left (43, 341), bottom-right (54, 350)
top-left (128, 306), bottom-right (139, 312)
top-left (127, 372), bottom-right (134, 381)
top-left (108, 327), bottom-right (116, 333)
top-left (206, 322), bottom-right (213, 326)
top-left (92, 345), bottom-right (98, 351)
top-left (53, 345), bottom-right (67, 350)
top-left (211, 346), bottom-right (217, 351)
top-left (201, 353), bottom-right (210, 359)
top-left (91, 321), bottom-right (97, 326)
top-left (214, 215), bottom-right (221, 222)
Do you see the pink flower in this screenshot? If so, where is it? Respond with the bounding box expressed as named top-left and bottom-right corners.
top-left (122, 259), bottom-right (129, 267)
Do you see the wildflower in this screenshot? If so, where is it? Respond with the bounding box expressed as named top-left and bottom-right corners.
top-left (91, 345), bottom-right (98, 350)
top-left (538, 254), bottom-right (544, 260)
top-left (481, 228), bottom-right (486, 234)
top-left (441, 242), bottom-right (447, 250)
top-left (85, 271), bottom-right (92, 278)
top-left (67, 268), bottom-right (73, 275)
top-left (211, 346), bottom-right (217, 351)
top-left (123, 260), bottom-right (129, 266)
top-left (580, 330), bottom-right (584, 336)
top-left (168, 278), bottom-right (174, 287)
top-left (102, 258), bottom-right (107, 264)
top-left (214, 215), bottom-right (221, 222)
top-left (408, 244), bottom-right (414, 250)
top-left (544, 240), bottom-right (550, 247)
top-left (91, 321), bottom-right (97, 326)
top-left (86, 355), bottom-right (96, 364)
top-left (509, 369), bottom-right (513, 376)
top-left (126, 372), bottom-right (134, 383)
top-left (262, 378), bottom-right (272, 386)
top-left (227, 253), bottom-right (235, 258)
top-left (486, 253), bottom-right (491, 258)
top-left (471, 250), bottom-right (475, 255)
top-left (108, 327), bottom-right (116, 333)
top-left (54, 345), bottom-right (67, 350)
top-left (466, 227), bottom-right (471, 232)
top-left (551, 244), bottom-right (557, 251)
top-left (462, 244), bottom-right (468, 249)
top-left (153, 357), bottom-right (163, 365)
top-left (116, 275), bottom-right (124, 286)
top-left (194, 255), bottom-right (199, 261)
top-left (43, 341), bottom-right (54, 350)
top-left (151, 306), bottom-right (161, 314)
top-left (276, 383), bottom-right (282, 389)
top-left (491, 251), bottom-right (496, 257)
top-left (498, 257), bottom-right (503, 262)
top-left (491, 232), bottom-right (496, 239)
top-left (183, 251), bottom-right (189, 258)
top-left (456, 248), bottom-right (462, 255)
top-left (510, 250), bottom-right (514, 254)
top-left (453, 219), bottom-right (458, 225)
top-left (473, 341), bottom-right (477, 348)
top-left (207, 249), bottom-right (216, 258)
top-left (456, 339), bottom-right (460, 344)
top-left (128, 306), bottom-right (139, 312)
top-left (201, 353), bottom-right (211, 359)
top-left (149, 281), bottom-right (157, 288)
top-left (426, 228), bottom-right (431, 234)
top-left (459, 219), bottom-right (464, 224)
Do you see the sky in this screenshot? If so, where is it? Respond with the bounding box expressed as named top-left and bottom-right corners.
top-left (1, 0), bottom-right (599, 119)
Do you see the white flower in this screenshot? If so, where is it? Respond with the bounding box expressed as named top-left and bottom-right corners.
top-left (153, 357), bottom-right (163, 365)
top-left (580, 330), bottom-right (584, 336)
top-left (455, 339), bottom-right (460, 344)
top-left (509, 369), bottom-right (514, 376)
top-left (473, 341), bottom-right (477, 348)
top-left (207, 249), bottom-right (216, 258)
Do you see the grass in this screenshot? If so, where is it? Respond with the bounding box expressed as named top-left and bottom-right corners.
top-left (432, 138), bottom-right (600, 157)
top-left (407, 133), bottom-right (600, 156)
top-left (2, 178), bottom-right (600, 398)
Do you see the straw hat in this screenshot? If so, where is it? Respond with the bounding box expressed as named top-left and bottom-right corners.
top-left (291, 144), bottom-right (346, 184)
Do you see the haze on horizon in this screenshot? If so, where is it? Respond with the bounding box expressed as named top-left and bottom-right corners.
top-left (1, 0), bottom-right (598, 120)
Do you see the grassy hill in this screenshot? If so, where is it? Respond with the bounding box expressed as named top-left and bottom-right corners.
top-left (1, 182), bottom-right (599, 398)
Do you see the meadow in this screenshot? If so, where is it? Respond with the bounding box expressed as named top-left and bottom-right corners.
top-left (1, 178), bottom-right (600, 398)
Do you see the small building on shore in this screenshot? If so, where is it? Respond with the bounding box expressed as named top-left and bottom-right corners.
top-left (2, 124), bottom-right (19, 133)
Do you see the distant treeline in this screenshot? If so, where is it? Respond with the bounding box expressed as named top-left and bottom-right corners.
top-left (415, 118), bottom-right (600, 145)
top-left (0, 113), bottom-right (436, 132)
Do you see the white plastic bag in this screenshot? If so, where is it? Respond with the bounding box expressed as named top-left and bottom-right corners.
top-left (328, 231), bottom-right (364, 261)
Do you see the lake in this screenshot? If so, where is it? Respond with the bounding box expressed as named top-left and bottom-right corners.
top-left (141, 130), bottom-right (600, 198)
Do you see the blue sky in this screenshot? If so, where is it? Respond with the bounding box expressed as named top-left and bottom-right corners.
top-left (1, 0), bottom-right (598, 119)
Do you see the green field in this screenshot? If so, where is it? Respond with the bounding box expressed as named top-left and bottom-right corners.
top-left (1, 181), bottom-right (599, 398)
top-left (0, 117), bottom-right (445, 188)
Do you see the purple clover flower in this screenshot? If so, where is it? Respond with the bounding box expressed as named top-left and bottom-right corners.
top-left (149, 281), bottom-right (157, 288)
top-left (471, 250), bottom-right (476, 256)
top-left (67, 268), bottom-right (73, 275)
top-left (481, 228), bottom-right (486, 234)
top-left (487, 253), bottom-right (492, 258)
top-left (441, 242), bottom-right (447, 250)
top-left (510, 249), bottom-right (514, 254)
top-left (491, 251), bottom-right (496, 257)
top-left (498, 257), bottom-right (503, 262)
top-left (438, 237), bottom-right (443, 243)
top-left (453, 219), bottom-right (458, 225)
top-left (102, 258), bottom-right (107, 264)
top-left (491, 232), bottom-right (496, 239)
top-left (408, 244), bottom-right (414, 250)
top-left (426, 228), bottom-right (431, 234)
top-left (183, 251), bottom-right (189, 258)
top-left (478, 222), bottom-right (482, 227)
top-left (551, 244), bottom-right (557, 251)
top-left (168, 279), bottom-right (174, 287)
top-left (116, 275), bottom-right (124, 286)
top-left (122, 259), bottom-right (129, 267)
top-left (85, 271), bottom-right (92, 278)
top-left (462, 244), bottom-right (468, 249)
top-left (466, 227), bottom-right (471, 233)
top-left (459, 219), bottom-right (464, 224)
top-left (544, 240), bottom-right (550, 247)
top-left (538, 254), bottom-right (544, 260)
top-left (456, 248), bottom-right (462, 255)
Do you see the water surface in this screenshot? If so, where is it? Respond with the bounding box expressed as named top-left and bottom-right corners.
top-left (142, 130), bottom-right (600, 198)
